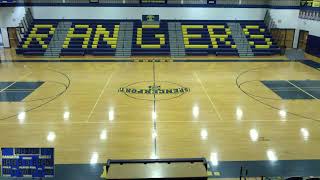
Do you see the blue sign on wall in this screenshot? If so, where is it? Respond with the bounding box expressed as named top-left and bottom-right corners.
top-left (1, 148), bottom-right (54, 178)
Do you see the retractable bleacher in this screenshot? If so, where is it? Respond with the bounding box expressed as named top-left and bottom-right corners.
top-left (241, 22), bottom-right (281, 56)
top-left (16, 22), bottom-right (58, 56)
top-left (181, 21), bottom-right (238, 56)
top-left (60, 22), bottom-right (119, 56)
top-left (15, 20), bottom-right (281, 58)
top-left (131, 21), bottom-right (170, 56)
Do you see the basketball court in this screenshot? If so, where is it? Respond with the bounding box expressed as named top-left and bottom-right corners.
top-left (0, 59), bottom-right (319, 166)
top-left (1, 0), bottom-right (320, 178)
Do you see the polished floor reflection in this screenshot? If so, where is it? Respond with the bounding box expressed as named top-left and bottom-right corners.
top-left (0, 61), bottom-right (319, 164)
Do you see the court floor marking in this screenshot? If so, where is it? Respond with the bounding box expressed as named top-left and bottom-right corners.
top-left (286, 80), bottom-right (319, 100)
top-left (0, 72), bottom-right (33, 93)
top-left (152, 61), bottom-right (158, 158)
top-left (193, 71), bottom-right (223, 121)
top-left (0, 119), bottom-right (305, 125)
top-left (86, 71), bottom-right (114, 122)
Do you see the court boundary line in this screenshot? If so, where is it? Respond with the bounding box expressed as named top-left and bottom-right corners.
top-left (300, 60), bottom-right (320, 72)
top-left (0, 119), bottom-right (309, 125)
top-left (287, 80), bottom-right (319, 100)
top-left (86, 71), bottom-right (114, 122)
top-left (193, 71), bottom-right (223, 121)
top-left (236, 66), bottom-right (320, 123)
top-left (1, 59), bottom-right (292, 63)
top-left (0, 69), bottom-right (70, 121)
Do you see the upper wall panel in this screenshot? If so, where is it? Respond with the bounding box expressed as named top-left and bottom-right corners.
top-left (0, 7), bottom-right (26, 27)
top-left (31, 7), bottom-right (267, 20)
top-left (0, 0), bottom-right (300, 7)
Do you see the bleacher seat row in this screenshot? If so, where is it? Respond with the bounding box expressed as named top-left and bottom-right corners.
top-left (241, 22), bottom-right (280, 56)
top-left (132, 22), bottom-right (170, 56)
top-left (16, 20), bottom-right (280, 57)
top-left (16, 23), bottom-right (58, 56)
top-left (182, 24), bottom-right (238, 56)
top-left (60, 23), bottom-right (119, 56)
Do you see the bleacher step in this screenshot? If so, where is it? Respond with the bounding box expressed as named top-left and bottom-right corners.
top-left (228, 22), bottom-right (254, 57)
top-left (168, 22), bottom-right (185, 57)
top-left (115, 22), bottom-right (134, 57)
top-left (44, 21), bottom-right (72, 57)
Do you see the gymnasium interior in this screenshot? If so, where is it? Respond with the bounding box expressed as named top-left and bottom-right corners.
top-left (0, 0), bottom-right (320, 179)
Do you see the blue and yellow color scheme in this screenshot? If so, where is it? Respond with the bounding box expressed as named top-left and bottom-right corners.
top-left (181, 24), bottom-right (238, 56)
top-left (300, 0), bottom-right (320, 7)
top-left (135, 25), bottom-right (165, 48)
top-left (22, 24), bottom-right (55, 49)
top-left (132, 22), bottom-right (170, 55)
top-left (16, 20), bottom-right (282, 57)
top-left (242, 22), bottom-right (280, 56)
top-left (142, 15), bottom-right (160, 22)
top-left (0, 82), bottom-right (44, 102)
top-left (1, 148), bottom-right (54, 178)
top-left (16, 23), bottom-right (57, 55)
top-left (61, 23), bottom-right (119, 56)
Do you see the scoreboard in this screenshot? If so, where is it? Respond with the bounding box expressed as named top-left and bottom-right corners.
top-left (1, 148), bottom-right (54, 178)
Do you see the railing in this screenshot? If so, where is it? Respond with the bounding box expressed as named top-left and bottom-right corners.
top-left (264, 9), bottom-right (286, 54)
top-left (16, 8), bottom-right (33, 45)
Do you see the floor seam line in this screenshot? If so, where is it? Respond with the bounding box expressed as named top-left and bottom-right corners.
top-left (86, 71), bottom-right (114, 122)
top-left (193, 71), bottom-right (223, 121)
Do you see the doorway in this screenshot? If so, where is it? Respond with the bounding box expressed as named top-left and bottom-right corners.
top-left (270, 29), bottom-right (295, 49)
top-left (298, 30), bottom-right (309, 51)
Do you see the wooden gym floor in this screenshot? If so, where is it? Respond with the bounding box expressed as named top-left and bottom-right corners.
top-left (0, 58), bottom-right (319, 165)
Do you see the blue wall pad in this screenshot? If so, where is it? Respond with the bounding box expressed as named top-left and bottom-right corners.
top-left (306, 35), bottom-right (320, 58)
top-left (0, 82), bottom-right (44, 102)
top-left (261, 80), bottom-right (319, 100)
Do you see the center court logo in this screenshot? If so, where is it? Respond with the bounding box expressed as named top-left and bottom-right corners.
top-left (118, 81), bottom-right (190, 101)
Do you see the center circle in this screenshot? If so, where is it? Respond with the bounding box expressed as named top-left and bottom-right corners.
top-left (118, 81), bottom-right (190, 101)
